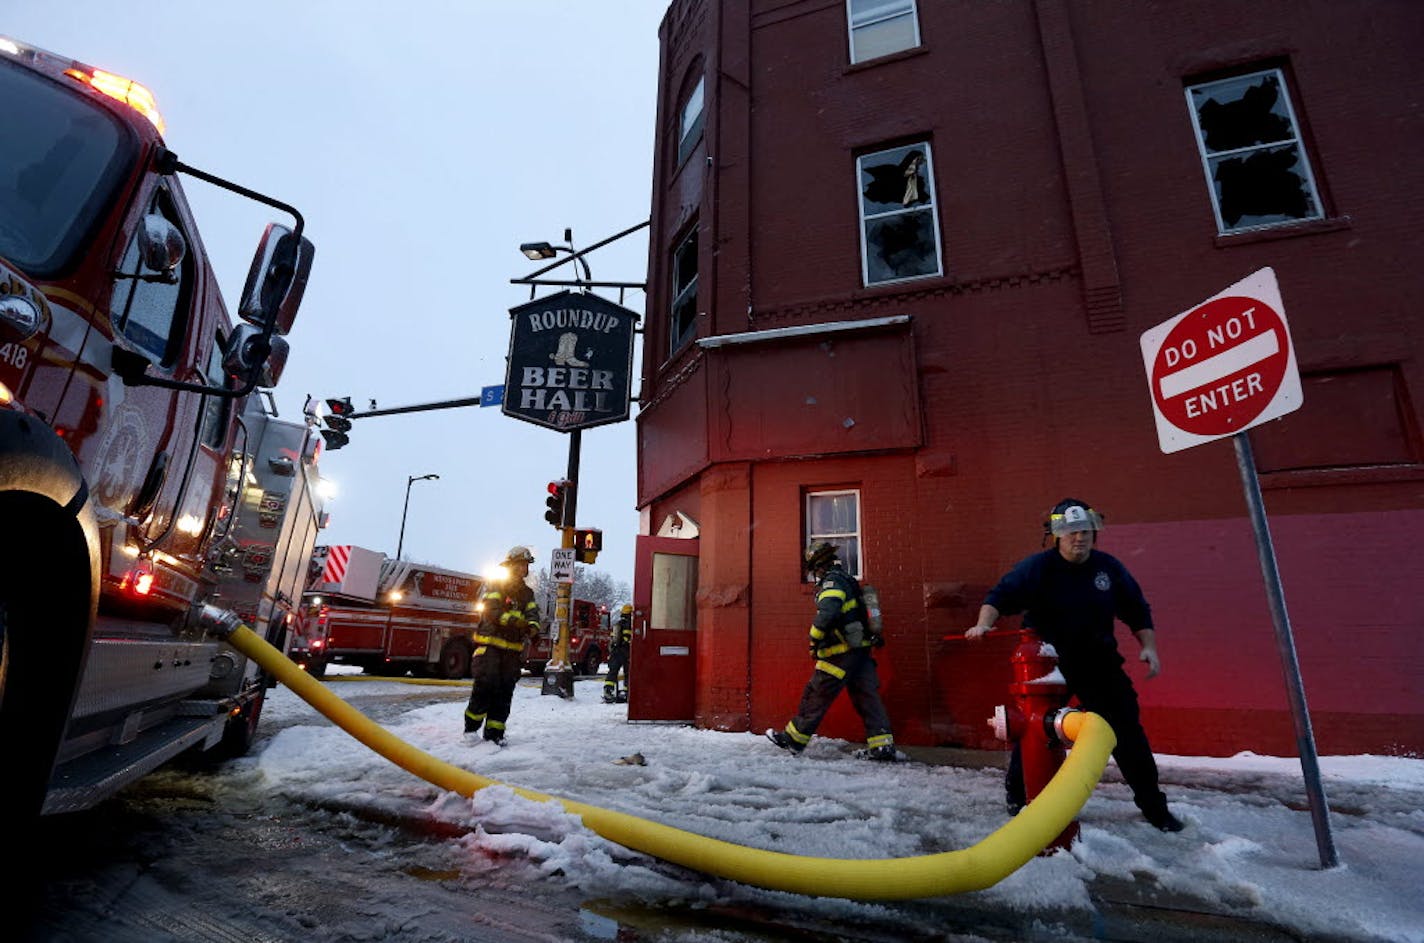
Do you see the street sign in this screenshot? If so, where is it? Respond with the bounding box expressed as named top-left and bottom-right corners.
top-left (503, 290), bottom-right (639, 432)
top-left (480, 385), bottom-right (503, 407)
top-left (1140, 267), bottom-right (1302, 453)
top-left (551, 548), bottom-right (576, 584)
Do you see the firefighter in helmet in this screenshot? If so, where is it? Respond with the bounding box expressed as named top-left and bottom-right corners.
top-left (464, 546), bottom-right (541, 744)
top-left (767, 542), bottom-right (896, 761)
top-left (966, 498), bottom-right (1185, 832)
top-left (602, 604), bottom-right (634, 704)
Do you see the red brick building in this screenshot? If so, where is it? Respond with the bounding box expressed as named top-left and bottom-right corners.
top-left (633, 0), bottom-right (1423, 756)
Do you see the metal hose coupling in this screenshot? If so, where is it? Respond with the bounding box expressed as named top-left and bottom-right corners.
top-left (1049, 706), bottom-right (1084, 744)
top-left (199, 603), bottom-right (248, 639)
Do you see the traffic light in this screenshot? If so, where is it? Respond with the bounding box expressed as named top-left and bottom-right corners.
top-left (544, 479), bottom-right (571, 528)
top-left (574, 527), bottom-right (602, 564)
top-left (320, 396), bottom-right (354, 450)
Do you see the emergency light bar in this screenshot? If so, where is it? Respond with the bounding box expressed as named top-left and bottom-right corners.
top-left (64, 67), bottom-right (166, 134)
top-left (1, 35), bottom-right (166, 133)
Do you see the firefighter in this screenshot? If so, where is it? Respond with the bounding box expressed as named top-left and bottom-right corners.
top-left (766, 542), bottom-right (897, 761)
top-left (464, 546), bottom-right (541, 744)
top-left (965, 498), bottom-right (1185, 832)
top-left (602, 604), bottom-right (633, 703)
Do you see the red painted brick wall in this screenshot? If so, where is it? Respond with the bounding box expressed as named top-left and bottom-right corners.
top-left (635, 0), bottom-right (1424, 757)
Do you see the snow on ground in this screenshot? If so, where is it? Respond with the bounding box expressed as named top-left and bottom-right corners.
top-left (254, 673), bottom-right (1424, 942)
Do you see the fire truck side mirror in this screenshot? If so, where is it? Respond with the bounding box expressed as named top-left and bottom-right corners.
top-left (239, 223), bottom-right (314, 336)
top-left (138, 213), bottom-right (187, 274)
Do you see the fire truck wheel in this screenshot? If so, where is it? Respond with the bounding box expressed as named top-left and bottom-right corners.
top-left (306, 658), bottom-right (328, 678)
top-left (217, 690), bottom-right (265, 759)
top-left (1, 494), bottom-right (93, 824)
top-left (438, 639), bottom-right (472, 679)
top-left (579, 646), bottom-right (602, 677)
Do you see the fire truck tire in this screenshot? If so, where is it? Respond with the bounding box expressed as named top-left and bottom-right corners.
top-left (438, 639), bottom-right (472, 679)
top-left (0, 489), bottom-right (96, 825)
top-left (579, 646), bottom-right (602, 677)
top-left (217, 690), bottom-right (265, 759)
top-left (305, 658), bottom-right (328, 678)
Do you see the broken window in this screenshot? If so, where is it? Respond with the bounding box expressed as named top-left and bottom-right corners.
top-left (1186, 68), bottom-right (1323, 233)
top-left (847, 0), bottom-right (920, 64)
top-left (669, 225), bottom-right (698, 355)
top-left (857, 142), bottom-right (942, 286)
top-left (806, 489), bottom-right (862, 579)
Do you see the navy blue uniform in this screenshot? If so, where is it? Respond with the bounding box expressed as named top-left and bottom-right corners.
top-left (985, 547), bottom-right (1169, 819)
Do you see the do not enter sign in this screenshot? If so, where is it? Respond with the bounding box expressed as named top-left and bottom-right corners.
top-left (1140, 267), bottom-right (1302, 454)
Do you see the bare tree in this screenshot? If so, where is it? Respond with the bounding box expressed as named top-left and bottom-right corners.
top-left (529, 566), bottom-right (629, 615)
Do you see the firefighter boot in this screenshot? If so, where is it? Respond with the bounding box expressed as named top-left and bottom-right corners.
top-left (765, 729), bottom-right (804, 754)
top-left (602, 686), bottom-right (617, 704)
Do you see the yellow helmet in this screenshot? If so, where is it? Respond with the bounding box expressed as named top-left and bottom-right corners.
top-left (621, 604), bottom-right (633, 614)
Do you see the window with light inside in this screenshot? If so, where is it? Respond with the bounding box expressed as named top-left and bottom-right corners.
top-left (847, 0), bottom-right (920, 64)
top-left (806, 490), bottom-right (862, 579)
top-left (1185, 68), bottom-right (1324, 234)
top-left (856, 142), bottom-right (942, 286)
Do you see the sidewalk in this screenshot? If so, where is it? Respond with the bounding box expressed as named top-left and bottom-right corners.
top-left (884, 745), bottom-right (1341, 942)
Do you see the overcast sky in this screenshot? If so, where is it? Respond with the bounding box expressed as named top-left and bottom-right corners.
top-left (7, 1), bottom-right (668, 582)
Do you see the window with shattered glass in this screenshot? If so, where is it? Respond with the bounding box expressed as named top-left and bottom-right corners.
top-left (847, 0), bottom-right (920, 64)
top-left (857, 142), bottom-right (942, 286)
top-left (669, 225), bottom-right (698, 355)
top-left (1186, 68), bottom-right (1323, 233)
top-left (806, 490), bottom-right (862, 579)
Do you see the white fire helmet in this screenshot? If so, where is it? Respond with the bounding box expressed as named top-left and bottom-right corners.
top-left (1047, 499), bottom-right (1104, 538)
top-left (504, 546), bottom-right (535, 565)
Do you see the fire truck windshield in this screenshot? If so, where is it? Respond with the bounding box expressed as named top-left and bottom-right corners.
top-left (0, 57), bottom-right (137, 276)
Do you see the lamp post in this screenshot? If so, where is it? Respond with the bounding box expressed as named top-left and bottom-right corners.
top-left (396, 473), bottom-right (439, 560)
top-left (518, 231), bottom-right (593, 699)
top-left (519, 227), bottom-right (592, 286)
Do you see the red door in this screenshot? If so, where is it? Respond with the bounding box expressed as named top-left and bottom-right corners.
top-left (628, 535), bottom-right (699, 722)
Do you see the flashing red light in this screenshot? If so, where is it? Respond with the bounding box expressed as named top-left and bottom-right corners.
top-left (134, 571), bottom-right (155, 595)
top-left (311, 639), bottom-right (325, 650)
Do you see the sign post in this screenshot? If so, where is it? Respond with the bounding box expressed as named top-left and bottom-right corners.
top-left (1141, 267), bottom-right (1337, 868)
top-left (504, 289), bottom-right (640, 698)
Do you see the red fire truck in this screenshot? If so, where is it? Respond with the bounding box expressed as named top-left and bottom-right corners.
top-left (297, 546), bottom-right (486, 679)
top-left (0, 36), bottom-right (315, 820)
top-left (522, 598), bottom-right (611, 677)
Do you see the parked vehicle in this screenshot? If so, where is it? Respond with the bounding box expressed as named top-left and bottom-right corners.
top-left (204, 399), bottom-right (325, 753)
top-left (522, 599), bottom-right (611, 677)
top-left (296, 546), bottom-right (485, 679)
top-left (0, 35), bottom-right (315, 820)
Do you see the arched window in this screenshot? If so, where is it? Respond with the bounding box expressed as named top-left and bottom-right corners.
top-left (676, 73), bottom-right (705, 165)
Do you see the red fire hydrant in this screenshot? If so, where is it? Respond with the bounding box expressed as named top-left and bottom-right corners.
top-left (989, 629), bottom-right (1079, 851)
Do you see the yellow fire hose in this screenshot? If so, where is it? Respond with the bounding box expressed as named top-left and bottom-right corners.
top-left (228, 624), bottom-right (1115, 899)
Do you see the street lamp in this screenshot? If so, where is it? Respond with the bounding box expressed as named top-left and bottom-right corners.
top-left (396, 473), bottom-right (439, 560)
top-left (519, 228), bottom-right (592, 284)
